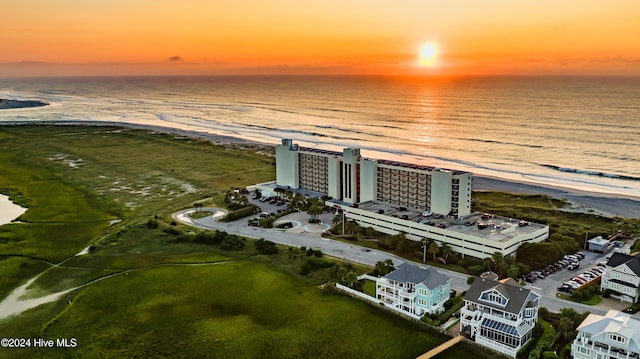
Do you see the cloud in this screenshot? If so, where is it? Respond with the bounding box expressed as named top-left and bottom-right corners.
top-left (168, 56), bottom-right (183, 62)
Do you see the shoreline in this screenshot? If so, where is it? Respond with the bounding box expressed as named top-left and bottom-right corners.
top-left (2, 120), bottom-right (639, 219)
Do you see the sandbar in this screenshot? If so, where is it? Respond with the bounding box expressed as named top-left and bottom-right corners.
top-left (0, 99), bottom-right (49, 110)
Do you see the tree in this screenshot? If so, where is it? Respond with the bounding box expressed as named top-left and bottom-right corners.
top-left (440, 242), bottom-right (451, 263)
top-left (559, 316), bottom-right (574, 340)
top-left (237, 195), bottom-right (249, 206)
top-left (344, 220), bottom-right (359, 235)
top-left (307, 203), bottom-right (323, 222)
top-left (345, 271), bottom-right (358, 287)
top-left (274, 187), bottom-right (285, 199)
top-left (483, 257), bottom-right (494, 272)
top-left (389, 233), bottom-right (405, 249)
top-left (290, 193), bottom-right (305, 209)
top-left (365, 226), bottom-right (376, 239)
top-left (492, 252), bottom-right (507, 276)
top-left (428, 241), bottom-right (440, 261)
top-left (374, 259), bottom-right (395, 276)
top-left (194, 202), bottom-right (203, 212)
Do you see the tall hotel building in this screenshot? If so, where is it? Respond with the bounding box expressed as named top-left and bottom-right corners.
top-left (272, 139), bottom-right (548, 258)
top-left (276, 139), bottom-right (472, 217)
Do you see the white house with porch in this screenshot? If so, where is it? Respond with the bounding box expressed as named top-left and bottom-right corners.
top-left (460, 277), bottom-right (540, 358)
top-left (600, 252), bottom-right (640, 303)
top-left (572, 310), bottom-right (640, 359)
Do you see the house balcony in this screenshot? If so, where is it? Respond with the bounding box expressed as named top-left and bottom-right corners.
top-left (476, 335), bottom-right (519, 358)
top-left (573, 340), bottom-right (639, 359)
top-left (461, 307), bottom-right (481, 322)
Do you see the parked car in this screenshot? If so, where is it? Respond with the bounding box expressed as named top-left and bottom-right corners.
top-left (557, 284), bottom-right (573, 293)
top-left (587, 269), bottom-right (602, 278)
top-left (422, 211), bottom-right (432, 217)
top-left (578, 274), bottom-right (592, 281)
top-left (566, 281), bottom-right (581, 289)
top-left (567, 263), bottom-right (579, 270)
top-left (572, 277), bottom-right (587, 284)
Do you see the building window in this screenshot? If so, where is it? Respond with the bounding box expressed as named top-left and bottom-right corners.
top-left (609, 334), bottom-right (625, 344)
top-left (578, 346), bottom-right (589, 355)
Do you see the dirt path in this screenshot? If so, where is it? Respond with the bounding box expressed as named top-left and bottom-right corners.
top-left (0, 258), bottom-right (235, 321)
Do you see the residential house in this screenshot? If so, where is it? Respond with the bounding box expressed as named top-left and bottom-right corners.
top-left (376, 263), bottom-right (450, 317)
top-left (572, 310), bottom-right (640, 359)
top-left (600, 252), bottom-right (640, 303)
top-left (460, 277), bottom-right (540, 358)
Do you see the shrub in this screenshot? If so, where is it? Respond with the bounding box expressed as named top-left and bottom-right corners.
top-left (467, 276), bottom-right (476, 285)
top-left (221, 235), bottom-right (245, 250)
top-left (193, 232), bottom-right (221, 245)
top-left (146, 219), bottom-right (159, 229)
top-left (255, 238), bottom-right (278, 255)
top-left (220, 204), bottom-right (258, 222)
top-left (162, 227), bottom-right (181, 236)
top-left (300, 257), bottom-right (333, 275)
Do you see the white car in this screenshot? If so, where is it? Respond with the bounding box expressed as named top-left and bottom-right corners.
top-left (422, 211), bottom-right (432, 217)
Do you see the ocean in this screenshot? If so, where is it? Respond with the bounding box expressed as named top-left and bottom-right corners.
top-left (1, 75), bottom-right (639, 198)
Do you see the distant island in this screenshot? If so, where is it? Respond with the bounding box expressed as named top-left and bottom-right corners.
top-left (0, 99), bottom-right (49, 110)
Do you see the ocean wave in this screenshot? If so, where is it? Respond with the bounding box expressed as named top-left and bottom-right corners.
top-left (465, 138), bottom-right (544, 149)
top-left (540, 164), bottom-right (640, 182)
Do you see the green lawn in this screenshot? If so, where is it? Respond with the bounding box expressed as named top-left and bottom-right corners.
top-left (363, 278), bottom-right (377, 297)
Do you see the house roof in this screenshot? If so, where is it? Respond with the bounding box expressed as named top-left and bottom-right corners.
top-left (577, 310), bottom-right (640, 353)
top-left (464, 277), bottom-right (540, 314)
top-left (607, 253), bottom-right (640, 276)
top-left (607, 252), bottom-right (635, 268)
top-left (626, 257), bottom-right (640, 276)
top-left (588, 236), bottom-right (609, 245)
top-left (383, 263), bottom-right (449, 290)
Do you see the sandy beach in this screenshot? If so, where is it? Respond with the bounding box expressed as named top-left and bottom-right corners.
top-left (1, 120), bottom-right (638, 219)
top-left (473, 176), bottom-right (640, 219)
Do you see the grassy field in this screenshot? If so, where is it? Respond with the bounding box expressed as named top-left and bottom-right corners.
top-left (2, 261), bottom-right (447, 358)
top-left (0, 125), bottom-right (471, 359)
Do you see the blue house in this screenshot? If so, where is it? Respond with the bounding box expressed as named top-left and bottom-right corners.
top-left (376, 263), bottom-right (450, 317)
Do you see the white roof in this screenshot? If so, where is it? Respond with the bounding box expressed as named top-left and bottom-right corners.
top-left (577, 310), bottom-right (640, 353)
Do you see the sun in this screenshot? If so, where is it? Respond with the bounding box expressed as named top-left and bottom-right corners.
top-left (419, 43), bottom-right (438, 67)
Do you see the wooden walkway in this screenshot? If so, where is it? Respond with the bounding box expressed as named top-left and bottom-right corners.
top-left (415, 335), bottom-right (464, 359)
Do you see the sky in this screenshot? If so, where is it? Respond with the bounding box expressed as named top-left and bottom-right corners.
top-left (2, 0), bottom-right (640, 77)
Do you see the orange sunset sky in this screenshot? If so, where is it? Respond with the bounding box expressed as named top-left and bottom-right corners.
top-left (2, 0), bottom-right (640, 77)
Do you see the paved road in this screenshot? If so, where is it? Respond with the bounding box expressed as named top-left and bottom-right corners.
top-left (173, 207), bottom-right (619, 315)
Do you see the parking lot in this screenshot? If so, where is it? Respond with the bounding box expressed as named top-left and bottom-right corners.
top-left (521, 249), bottom-right (612, 297)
